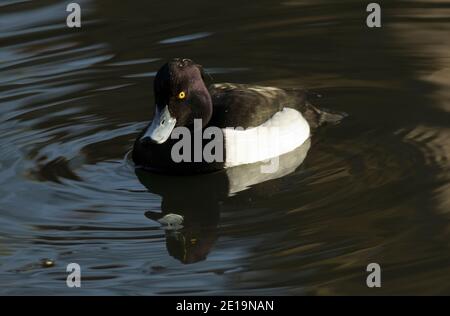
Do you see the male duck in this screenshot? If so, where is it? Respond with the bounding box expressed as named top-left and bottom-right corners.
top-left (132, 58), bottom-right (344, 174)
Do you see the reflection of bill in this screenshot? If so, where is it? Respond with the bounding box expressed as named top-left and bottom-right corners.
top-left (136, 138), bottom-right (311, 264)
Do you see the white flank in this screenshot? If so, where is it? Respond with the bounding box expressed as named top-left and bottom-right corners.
top-left (223, 108), bottom-right (310, 168)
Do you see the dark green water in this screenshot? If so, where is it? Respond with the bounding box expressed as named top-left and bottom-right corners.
top-left (0, 0), bottom-right (449, 295)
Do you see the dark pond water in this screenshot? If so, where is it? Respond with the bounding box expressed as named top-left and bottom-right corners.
top-left (1, 0), bottom-right (450, 295)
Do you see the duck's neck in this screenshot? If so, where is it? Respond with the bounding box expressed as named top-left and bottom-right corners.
top-left (193, 87), bottom-right (213, 128)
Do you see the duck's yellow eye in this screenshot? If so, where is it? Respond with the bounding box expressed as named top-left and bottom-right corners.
top-left (178, 91), bottom-right (186, 99)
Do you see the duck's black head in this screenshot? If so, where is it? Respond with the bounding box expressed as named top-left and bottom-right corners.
top-left (141, 58), bottom-right (212, 144)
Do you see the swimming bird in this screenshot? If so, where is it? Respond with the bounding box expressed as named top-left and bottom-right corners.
top-left (132, 58), bottom-right (344, 174)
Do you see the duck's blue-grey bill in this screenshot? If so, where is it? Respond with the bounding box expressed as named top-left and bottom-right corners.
top-left (141, 105), bottom-right (176, 144)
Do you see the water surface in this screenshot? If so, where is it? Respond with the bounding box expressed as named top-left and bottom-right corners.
top-left (1, 0), bottom-right (450, 295)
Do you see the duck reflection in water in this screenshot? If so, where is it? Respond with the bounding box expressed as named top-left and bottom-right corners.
top-left (135, 139), bottom-right (311, 264)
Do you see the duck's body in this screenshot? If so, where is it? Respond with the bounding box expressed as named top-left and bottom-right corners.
top-left (132, 59), bottom-right (344, 174)
top-left (208, 83), bottom-right (325, 129)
